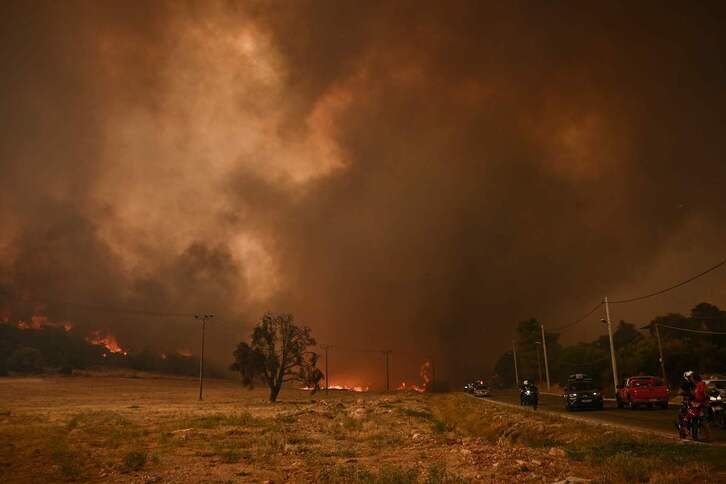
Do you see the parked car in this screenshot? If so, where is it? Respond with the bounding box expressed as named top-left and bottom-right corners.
top-left (563, 374), bottom-right (603, 411)
top-left (616, 376), bottom-right (669, 409)
top-left (705, 377), bottom-right (726, 428)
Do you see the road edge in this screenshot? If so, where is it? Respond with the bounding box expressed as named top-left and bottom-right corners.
top-left (467, 393), bottom-right (724, 447)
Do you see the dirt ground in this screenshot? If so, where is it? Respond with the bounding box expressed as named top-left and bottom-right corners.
top-left (0, 374), bottom-right (720, 483)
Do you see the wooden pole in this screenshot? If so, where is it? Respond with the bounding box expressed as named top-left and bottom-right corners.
top-left (655, 324), bottom-right (667, 383)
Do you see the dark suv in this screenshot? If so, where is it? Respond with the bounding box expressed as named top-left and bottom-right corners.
top-left (563, 379), bottom-right (604, 411)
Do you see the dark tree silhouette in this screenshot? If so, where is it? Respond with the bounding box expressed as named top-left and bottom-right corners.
top-left (230, 312), bottom-right (323, 402)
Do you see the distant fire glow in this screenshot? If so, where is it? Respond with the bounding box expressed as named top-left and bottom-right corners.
top-left (177, 349), bottom-right (192, 358)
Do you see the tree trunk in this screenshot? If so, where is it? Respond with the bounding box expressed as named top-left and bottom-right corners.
top-left (269, 382), bottom-right (281, 402)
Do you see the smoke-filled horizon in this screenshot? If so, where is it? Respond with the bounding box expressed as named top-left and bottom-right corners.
top-left (2, 1), bottom-right (726, 386)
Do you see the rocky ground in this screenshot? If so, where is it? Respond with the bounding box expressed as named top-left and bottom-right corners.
top-left (0, 375), bottom-right (721, 482)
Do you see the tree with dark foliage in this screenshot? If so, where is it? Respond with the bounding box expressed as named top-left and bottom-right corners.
top-left (230, 312), bottom-right (323, 402)
top-left (7, 346), bottom-right (44, 373)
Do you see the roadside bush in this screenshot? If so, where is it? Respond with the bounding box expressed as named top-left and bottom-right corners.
top-left (7, 346), bottom-right (44, 373)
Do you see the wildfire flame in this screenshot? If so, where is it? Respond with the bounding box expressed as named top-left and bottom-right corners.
top-left (86, 330), bottom-right (127, 355)
top-left (397, 360), bottom-right (431, 393)
top-left (301, 383), bottom-right (369, 392)
top-left (14, 315), bottom-right (73, 332)
top-left (397, 381), bottom-right (426, 392)
top-left (328, 384), bottom-right (369, 392)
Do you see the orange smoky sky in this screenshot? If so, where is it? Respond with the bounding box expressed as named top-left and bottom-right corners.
top-left (1, 1), bottom-right (726, 386)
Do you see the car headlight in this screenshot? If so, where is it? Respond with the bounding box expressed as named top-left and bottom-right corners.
top-left (525, 390), bottom-right (531, 395)
top-left (711, 396), bottom-right (717, 401)
top-left (592, 392), bottom-right (599, 396)
top-left (569, 393), bottom-right (577, 398)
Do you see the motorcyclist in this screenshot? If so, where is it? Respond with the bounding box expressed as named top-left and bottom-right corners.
top-left (677, 370), bottom-right (711, 441)
top-left (691, 372), bottom-right (711, 441)
top-left (677, 370), bottom-right (694, 438)
top-left (520, 379), bottom-right (539, 409)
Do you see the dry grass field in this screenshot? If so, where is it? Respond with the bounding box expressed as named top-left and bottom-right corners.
top-left (0, 374), bottom-right (722, 483)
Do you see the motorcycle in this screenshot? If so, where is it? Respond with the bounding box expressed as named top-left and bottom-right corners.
top-left (676, 401), bottom-right (704, 440)
top-left (520, 387), bottom-right (539, 410)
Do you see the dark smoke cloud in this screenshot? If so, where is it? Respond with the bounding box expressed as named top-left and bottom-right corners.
top-left (2, 1), bottom-right (726, 385)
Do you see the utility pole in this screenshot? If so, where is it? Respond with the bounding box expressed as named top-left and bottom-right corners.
top-left (430, 355), bottom-right (436, 393)
top-left (321, 344), bottom-right (332, 394)
top-left (535, 342), bottom-right (543, 386)
top-left (603, 297), bottom-right (619, 394)
top-left (655, 324), bottom-right (667, 383)
top-left (195, 314), bottom-right (214, 401)
top-left (383, 350), bottom-right (391, 392)
top-left (540, 323), bottom-right (551, 391)
top-left (512, 340), bottom-right (519, 387)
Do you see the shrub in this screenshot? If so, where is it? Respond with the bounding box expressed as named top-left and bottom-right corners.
top-left (50, 440), bottom-right (85, 480)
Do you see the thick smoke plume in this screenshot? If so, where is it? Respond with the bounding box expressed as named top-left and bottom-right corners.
top-left (2, 1), bottom-right (726, 384)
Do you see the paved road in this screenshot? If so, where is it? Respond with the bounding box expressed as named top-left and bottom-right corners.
top-left (482, 390), bottom-right (726, 444)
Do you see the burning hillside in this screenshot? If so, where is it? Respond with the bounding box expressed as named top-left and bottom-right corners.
top-left (0, 317), bottom-right (208, 378)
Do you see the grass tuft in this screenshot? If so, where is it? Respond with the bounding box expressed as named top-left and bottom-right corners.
top-left (184, 412), bottom-right (258, 429)
top-left (121, 450), bottom-right (147, 473)
top-left (318, 463), bottom-right (374, 483)
top-left (425, 462), bottom-right (465, 484)
top-left (400, 408), bottom-right (435, 421)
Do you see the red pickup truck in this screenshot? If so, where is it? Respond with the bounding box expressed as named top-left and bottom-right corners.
top-left (616, 376), bottom-right (669, 409)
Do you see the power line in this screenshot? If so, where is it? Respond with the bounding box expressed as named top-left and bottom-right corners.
top-left (550, 256), bottom-right (726, 332)
top-left (610, 257), bottom-right (726, 304)
top-left (0, 290), bottom-right (247, 326)
top-left (656, 323), bottom-right (726, 336)
top-left (317, 343), bottom-right (385, 354)
top-left (1, 291), bottom-right (196, 318)
top-left (552, 302), bottom-right (603, 331)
